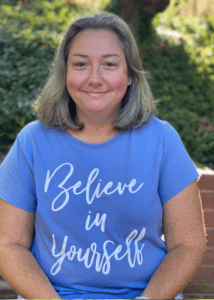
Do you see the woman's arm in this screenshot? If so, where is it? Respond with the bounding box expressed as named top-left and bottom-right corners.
top-left (140, 180), bottom-right (206, 299)
top-left (0, 198), bottom-right (61, 299)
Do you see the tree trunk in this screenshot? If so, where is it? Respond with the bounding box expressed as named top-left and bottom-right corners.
top-left (117, 0), bottom-right (141, 38)
top-left (117, 0), bottom-right (170, 38)
top-left (140, 0), bottom-right (171, 15)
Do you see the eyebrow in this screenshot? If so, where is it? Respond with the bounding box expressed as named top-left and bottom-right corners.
top-left (72, 54), bottom-right (120, 58)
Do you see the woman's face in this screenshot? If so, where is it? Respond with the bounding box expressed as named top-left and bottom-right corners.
top-left (66, 29), bottom-right (132, 120)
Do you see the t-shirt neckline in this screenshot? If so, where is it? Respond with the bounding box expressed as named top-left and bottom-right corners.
top-left (62, 129), bottom-right (123, 149)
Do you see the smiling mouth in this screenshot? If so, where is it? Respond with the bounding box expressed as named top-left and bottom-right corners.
top-left (85, 92), bottom-right (106, 96)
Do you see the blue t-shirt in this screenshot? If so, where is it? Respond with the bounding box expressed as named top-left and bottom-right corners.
top-left (0, 116), bottom-right (199, 299)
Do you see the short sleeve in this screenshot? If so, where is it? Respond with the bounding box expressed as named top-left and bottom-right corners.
top-left (159, 121), bottom-right (200, 205)
top-left (0, 132), bottom-right (37, 212)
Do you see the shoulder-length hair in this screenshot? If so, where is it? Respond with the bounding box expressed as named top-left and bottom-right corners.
top-left (32, 11), bottom-right (158, 131)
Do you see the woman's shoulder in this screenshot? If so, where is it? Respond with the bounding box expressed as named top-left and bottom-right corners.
top-left (135, 116), bottom-right (178, 137)
top-left (18, 120), bottom-right (58, 138)
top-left (16, 120), bottom-right (59, 148)
top-left (18, 120), bottom-right (42, 134)
top-left (152, 116), bottom-right (178, 135)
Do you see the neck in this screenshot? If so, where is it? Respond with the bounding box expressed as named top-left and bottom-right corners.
top-left (68, 110), bottom-right (119, 144)
top-left (77, 109), bottom-right (118, 134)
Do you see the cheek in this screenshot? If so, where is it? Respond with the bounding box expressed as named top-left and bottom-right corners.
top-left (111, 76), bottom-right (130, 94)
top-left (67, 79), bottom-right (77, 91)
top-left (66, 73), bottom-right (84, 90)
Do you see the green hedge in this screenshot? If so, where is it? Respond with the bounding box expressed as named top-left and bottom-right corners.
top-left (142, 9), bottom-right (214, 169)
top-left (0, 33), bottom-right (54, 151)
top-left (0, 0), bottom-right (94, 151)
top-left (155, 108), bottom-right (214, 168)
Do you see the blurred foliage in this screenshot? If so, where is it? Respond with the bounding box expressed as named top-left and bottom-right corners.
top-left (100, 0), bottom-right (121, 14)
top-left (0, 33), bottom-right (54, 151)
top-left (0, 0), bottom-right (213, 169)
top-left (135, 3), bottom-right (156, 43)
top-left (145, 9), bottom-right (214, 169)
top-left (0, 0), bottom-right (95, 151)
top-left (0, 0), bottom-right (93, 47)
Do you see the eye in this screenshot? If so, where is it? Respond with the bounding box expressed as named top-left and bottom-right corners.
top-left (74, 62), bottom-right (116, 68)
top-left (105, 62), bottom-right (116, 67)
top-left (75, 62), bottom-right (86, 67)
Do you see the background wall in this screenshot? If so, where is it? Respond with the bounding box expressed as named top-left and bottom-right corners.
top-left (179, 0), bottom-right (214, 19)
top-left (183, 172), bottom-right (214, 299)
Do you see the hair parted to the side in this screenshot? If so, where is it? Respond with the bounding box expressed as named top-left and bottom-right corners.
top-left (31, 11), bottom-right (158, 132)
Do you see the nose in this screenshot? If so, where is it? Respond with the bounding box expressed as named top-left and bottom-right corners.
top-left (88, 65), bottom-right (103, 86)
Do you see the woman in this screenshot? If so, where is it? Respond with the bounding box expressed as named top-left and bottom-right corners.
top-left (0, 11), bottom-right (206, 299)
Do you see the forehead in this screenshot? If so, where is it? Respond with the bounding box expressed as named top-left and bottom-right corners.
top-left (69, 29), bottom-right (124, 54)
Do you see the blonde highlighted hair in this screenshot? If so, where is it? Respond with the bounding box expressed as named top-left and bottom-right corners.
top-left (32, 11), bottom-right (157, 131)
